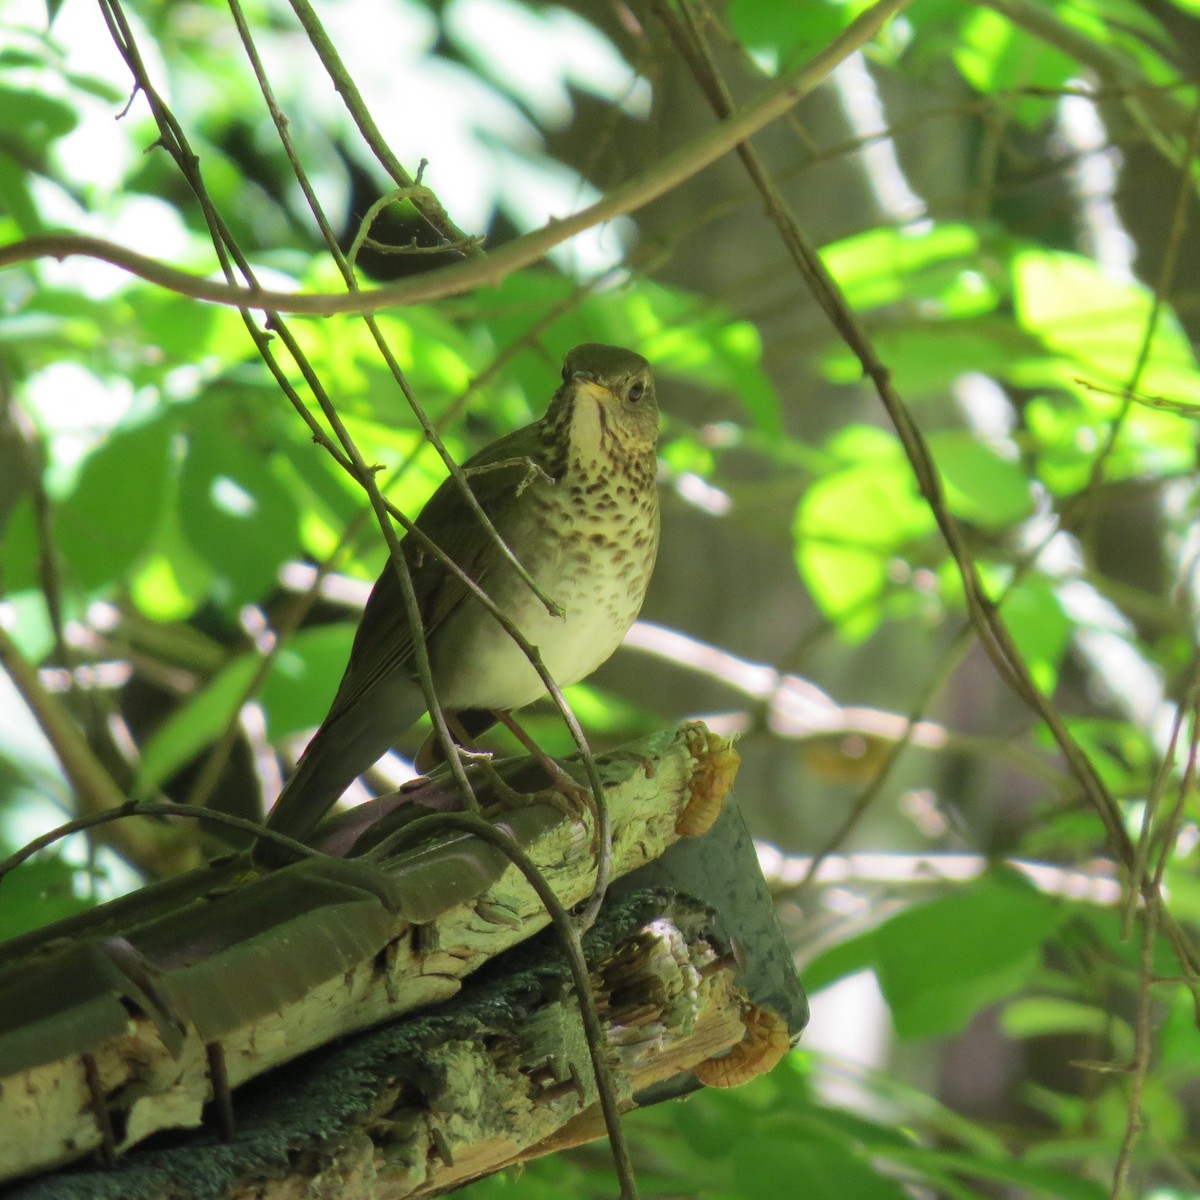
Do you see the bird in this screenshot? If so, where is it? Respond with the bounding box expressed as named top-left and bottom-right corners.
top-left (257, 343), bottom-right (660, 858)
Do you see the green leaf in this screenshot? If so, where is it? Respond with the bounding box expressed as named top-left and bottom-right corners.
top-left (0, 589), bottom-right (56, 661)
top-left (822, 320), bottom-right (1033, 399)
top-left (1156, 985), bottom-right (1200, 1071)
top-left (1037, 717), bottom-right (1153, 799)
top-left (998, 578), bottom-right (1071, 693)
top-left (1022, 379), bottom-right (1197, 495)
top-left (793, 426), bottom-right (936, 641)
top-left (259, 624), bottom-right (355, 740)
top-left (888, 1146), bottom-right (1109, 1200)
top-left (0, 147), bottom-right (42, 235)
top-left (178, 424), bottom-right (301, 608)
top-left (125, 291), bottom-right (249, 364)
top-left (874, 869), bottom-right (1064, 1038)
top-left (728, 0), bottom-right (845, 74)
top-left (0, 84), bottom-right (78, 151)
top-left (134, 654), bottom-right (258, 798)
top-left (1068, 905), bottom-right (1182, 979)
top-left (0, 857), bottom-right (93, 940)
top-left (730, 1123), bottom-right (910, 1200)
top-left (1001, 996), bottom-right (1133, 1061)
top-left (1013, 248), bottom-right (1199, 395)
top-left (801, 927), bottom-right (880, 995)
top-left (127, 507), bottom-right (215, 622)
top-left (954, 9), bottom-right (1076, 127)
top-left (927, 430), bottom-right (1033, 528)
top-left (55, 418), bottom-right (173, 592)
top-left (1055, 1), bottom-right (1179, 87)
top-left (820, 224), bottom-right (996, 316)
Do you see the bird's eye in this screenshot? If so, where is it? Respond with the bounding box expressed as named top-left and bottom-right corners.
top-left (628, 382), bottom-right (645, 403)
top-left (562, 361), bottom-right (572, 384)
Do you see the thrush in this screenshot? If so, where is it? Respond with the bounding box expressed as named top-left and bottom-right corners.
top-left (258, 343), bottom-right (660, 856)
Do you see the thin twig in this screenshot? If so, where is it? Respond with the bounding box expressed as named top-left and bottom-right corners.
top-left (284, 0), bottom-right (480, 255)
top-left (0, 799), bottom-right (319, 884)
top-left (1109, 890), bottom-right (1159, 1199)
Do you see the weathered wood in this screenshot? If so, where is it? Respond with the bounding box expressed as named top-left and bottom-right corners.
top-left (6, 891), bottom-right (780, 1200)
top-left (0, 723), bottom-right (738, 1185)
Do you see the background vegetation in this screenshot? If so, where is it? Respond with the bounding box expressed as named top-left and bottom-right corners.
top-left (4, 0), bottom-right (1200, 1195)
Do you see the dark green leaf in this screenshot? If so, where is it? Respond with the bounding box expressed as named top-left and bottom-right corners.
top-left (729, 1123), bottom-right (910, 1200)
top-left (134, 653), bottom-right (258, 798)
top-left (178, 424), bottom-right (301, 608)
top-left (0, 148), bottom-right (42, 235)
top-left (56, 418), bottom-right (173, 593)
top-left (888, 1146), bottom-right (1109, 1200)
top-left (874, 869), bottom-right (1064, 1038)
top-left (0, 858), bottom-right (93, 940)
top-left (259, 624), bottom-right (355, 740)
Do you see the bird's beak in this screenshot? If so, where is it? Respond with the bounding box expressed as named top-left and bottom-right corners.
top-left (573, 373), bottom-right (615, 403)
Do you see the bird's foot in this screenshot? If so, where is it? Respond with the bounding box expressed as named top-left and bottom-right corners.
top-left (477, 754), bottom-right (586, 822)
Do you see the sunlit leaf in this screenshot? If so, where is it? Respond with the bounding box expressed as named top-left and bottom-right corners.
top-left (794, 426), bottom-right (936, 641)
top-left (927, 430), bottom-right (1033, 528)
top-left (1013, 249), bottom-right (1199, 395)
top-left (822, 318), bottom-right (1037, 399)
top-left (820, 224), bottom-right (994, 315)
top-left (728, 0), bottom-right (845, 73)
top-left (954, 8), bottom-right (1075, 127)
top-left (998, 578), bottom-right (1071, 693)
top-left (127, 510), bottom-right (214, 622)
top-left (125, 290), bottom-right (249, 365)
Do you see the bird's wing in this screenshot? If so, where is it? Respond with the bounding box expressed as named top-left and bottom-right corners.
top-left (319, 424), bottom-right (544, 725)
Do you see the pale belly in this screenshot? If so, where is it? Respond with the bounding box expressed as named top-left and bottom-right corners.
top-left (430, 518), bottom-right (657, 712)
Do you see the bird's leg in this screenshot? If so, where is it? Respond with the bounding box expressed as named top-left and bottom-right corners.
top-left (413, 716), bottom-right (557, 817)
top-left (414, 713), bottom-right (488, 776)
top-left (490, 709), bottom-right (589, 810)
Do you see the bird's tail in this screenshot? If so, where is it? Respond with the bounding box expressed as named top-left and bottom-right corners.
top-left (254, 682), bottom-right (424, 864)
top-left (253, 738), bottom-right (353, 866)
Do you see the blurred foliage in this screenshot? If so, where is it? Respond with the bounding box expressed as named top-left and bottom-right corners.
top-left (4, 0), bottom-right (1200, 1195)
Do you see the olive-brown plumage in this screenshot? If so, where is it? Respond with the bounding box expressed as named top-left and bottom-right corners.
top-left (259, 344), bottom-right (659, 853)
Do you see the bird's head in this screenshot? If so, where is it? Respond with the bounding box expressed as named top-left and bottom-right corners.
top-left (549, 343), bottom-right (659, 464)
